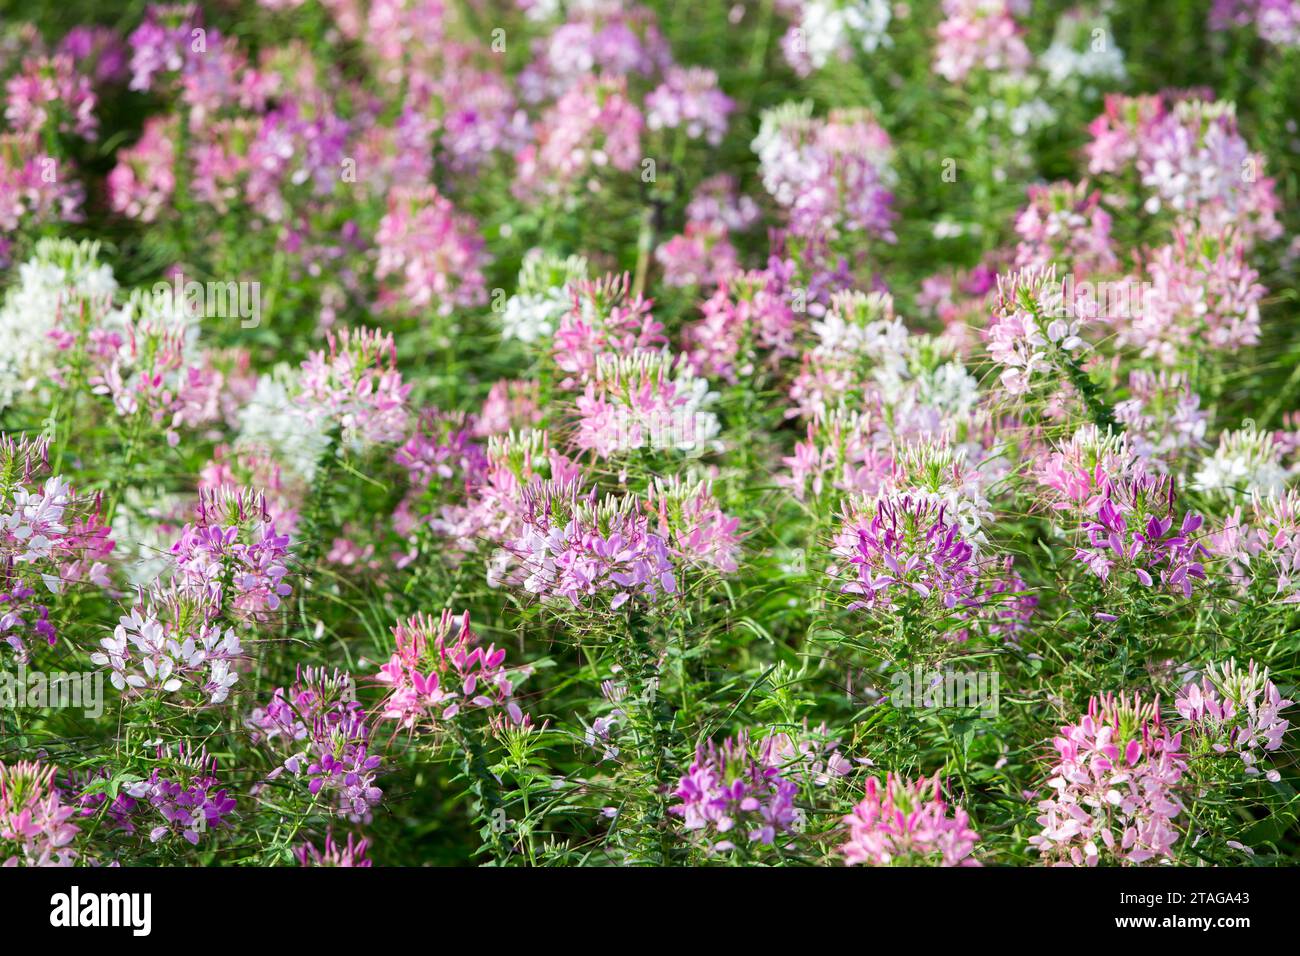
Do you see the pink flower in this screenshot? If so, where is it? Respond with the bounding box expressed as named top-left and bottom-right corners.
top-left (0, 760), bottom-right (80, 867)
top-left (107, 116), bottom-right (177, 222)
top-left (1014, 180), bottom-right (1117, 277)
top-left (671, 731), bottom-right (798, 852)
top-left (513, 75), bottom-right (643, 201)
top-left (375, 185), bottom-right (489, 317)
top-left (832, 493), bottom-right (978, 613)
top-left (753, 103), bottom-right (896, 241)
top-left (932, 0), bottom-right (1032, 84)
top-left (374, 609), bottom-right (524, 731)
top-left (840, 773), bottom-right (981, 866)
top-left (4, 54), bottom-right (98, 140)
top-left (1177, 659), bottom-right (1293, 781)
top-left (1030, 693), bottom-right (1186, 866)
top-left (645, 66), bottom-right (734, 146)
top-left (297, 326), bottom-right (412, 448)
top-left (508, 480), bottom-right (678, 609)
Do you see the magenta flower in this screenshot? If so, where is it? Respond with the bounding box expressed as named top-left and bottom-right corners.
top-left (295, 830), bottom-right (372, 867)
top-left (0, 760), bottom-right (81, 867)
top-left (671, 731), bottom-right (798, 852)
top-left (375, 185), bottom-right (489, 317)
top-left (513, 75), bottom-right (643, 201)
top-left (171, 486), bottom-right (293, 619)
top-left (552, 272), bottom-right (666, 387)
top-left (4, 54), bottom-right (98, 141)
top-left (120, 746), bottom-right (237, 847)
top-left (107, 116), bottom-right (177, 223)
top-left (1013, 180), bottom-right (1117, 277)
top-left (645, 66), bottom-right (734, 146)
top-left (682, 267), bottom-right (797, 384)
top-left (1176, 659), bottom-right (1293, 782)
top-left (510, 480), bottom-right (678, 610)
top-left (833, 493), bottom-right (978, 612)
top-left (1030, 693), bottom-right (1186, 866)
top-left (297, 326), bottom-right (412, 449)
top-left (1071, 470), bottom-right (1208, 598)
top-left (250, 667), bottom-right (384, 823)
top-left (375, 609), bottom-right (524, 732)
top-left (839, 773), bottom-right (980, 866)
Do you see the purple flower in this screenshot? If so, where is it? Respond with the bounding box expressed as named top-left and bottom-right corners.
top-left (670, 731), bottom-right (798, 852)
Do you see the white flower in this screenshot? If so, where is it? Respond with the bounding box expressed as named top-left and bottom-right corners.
top-left (798, 0), bottom-right (893, 70)
top-left (0, 238), bottom-right (117, 410)
top-left (237, 365), bottom-right (331, 482)
top-left (1193, 425), bottom-right (1290, 500)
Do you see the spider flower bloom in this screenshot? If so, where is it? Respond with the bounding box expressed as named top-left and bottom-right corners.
top-left (297, 326), bottom-right (412, 449)
top-left (1030, 693), bottom-right (1186, 866)
top-left (1072, 470), bottom-right (1208, 598)
top-left (781, 409), bottom-right (893, 502)
top-left (1085, 95), bottom-right (1281, 245)
top-left (510, 480), bottom-right (677, 609)
top-left (758, 722), bottom-right (853, 788)
top-left (752, 102), bottom-right (896, 241)
top-left (780, 0), bottom-right (893, 76)
top-left (120, 745), bottom-right (237, 846)
top-left (0, 141), bottom-right (86, 261)
top-left (1210, 0), bottom-right (1300, 46)
top-left (513, 75), bottom-right (643, 201)
top-left (932, 0), bottom-right (1032, 84)
top-left (1, 435), bottom-right (114, 657)
top-left (647, 476), bottom-right (742, 574)
top-left (417, 428), bottom-right (579, 573)
top-left (251, 667), bottom-right (383, 822)
top-left (644, 66), bottom-right (734, 146)
top-left (1126, 226), bottom-right (1266, 363)
top-left (375, 609), bottom-right (524, 731)
top-left (107, 116), bottom-right (177, 223)
top-left (4, 54), bottom-right (98, 141)
top-left (1193, 423), bottom-right (1289, 501)
top-left (1035, 425), bottom-right (1140, 514)
top-left (0, 759), bottom-right (80, 866)
top-left (127, 3), bottom-right (200, 92)
top-left (1176, 659), bottom-right (1293, 781)
top-left (654, 222), bottom-right (739, 290)
top-left (670, 731), bottom-right (798, 852)
top-left (375, 185), bottom-right (488, 317)
top-left (1114, 371), bottom-right (1210, 471)
top-left (786, 289), bottom-right (910, 421)
top-left (1246, 490), bottom-right (1300, 603)
top-left (88, 288), bottom-right (224, 447)
top-left (1013, 180), bottom-right (1117, 277)
top-left (499, 250), bottom-right (588, 344)
top-left (171, 486), bottom-right (292, 617)
top-left (295, 831), bottom-right (372, 867)
top-left (90, 581), bottom-right (242, 704)
top-left (682, 267), bottom-right (797, 383)
top-left (832, 493), bottom-right (978, 612)
top-left (575, 350), bottom-right (720, 458)
top-left (985, 265), bottom-right (1088, 397)
top-left (686, 173), bottom-right (761, 233)
top-left (552, 272), bottom-right (667, 387)
top-left (839, 773), bottom-right (980, 866)
top-left (0, 239), bottom-right (117, 411)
